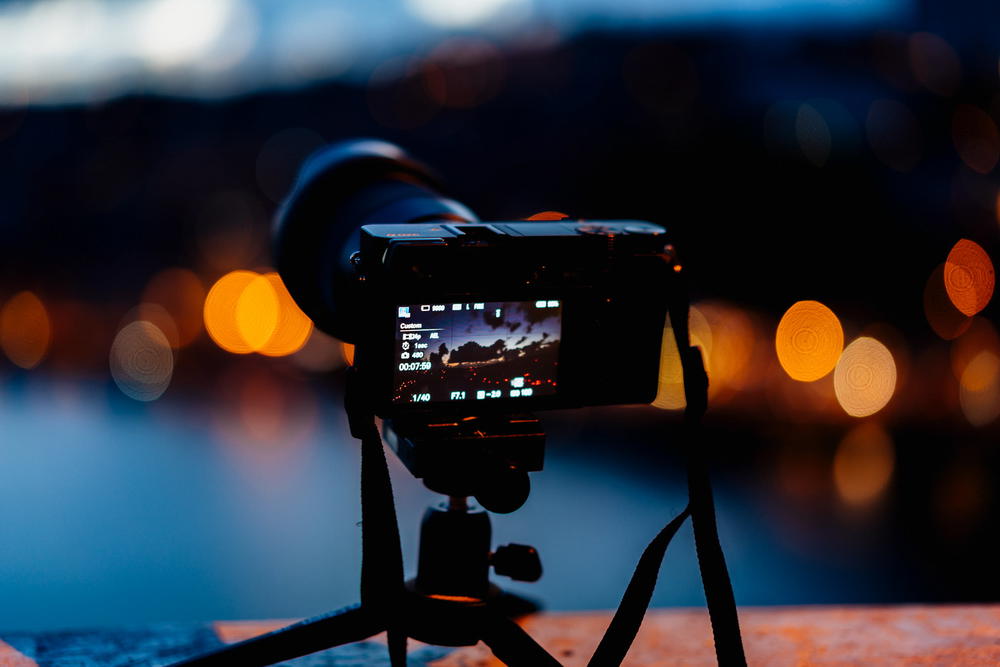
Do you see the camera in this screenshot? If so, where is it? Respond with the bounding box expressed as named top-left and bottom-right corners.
top-left (173, 140), bottom-right (742, 667)
top-left (275, 139), bottom-right (676, 419)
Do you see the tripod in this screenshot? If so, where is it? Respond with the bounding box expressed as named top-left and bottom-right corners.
top-left (173, 502), bottom-right (556, 665)
top-left (173, 387), bottom-right (562, 666)
top-left (172, 289), bottom-right (746, 667)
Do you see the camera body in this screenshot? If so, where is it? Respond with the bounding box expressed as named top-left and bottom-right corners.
top-left (351, 219), bottom-right (674, 418)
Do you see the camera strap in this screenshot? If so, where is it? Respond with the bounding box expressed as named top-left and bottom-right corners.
top-left (587, 288), bottom-right (746, 667)
top-left (345, 369), bottom-right (406, 656)
top-left (669, 284), bottom-right (746, 666)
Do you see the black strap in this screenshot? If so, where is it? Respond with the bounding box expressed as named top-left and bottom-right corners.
top-left (687, 439), bottom-right (745, 665)
top-left (588, 507), bottom-right (691, 666)
top-left (346, 369), bottom-right (407, 667)
top-left (670, 283), bottom-right (747, 667)
top-left (587, 274), bottom-right (745, 666)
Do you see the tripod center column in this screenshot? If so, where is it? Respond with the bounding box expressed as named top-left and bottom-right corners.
top-left (415, 499), bottom-right (492, 600)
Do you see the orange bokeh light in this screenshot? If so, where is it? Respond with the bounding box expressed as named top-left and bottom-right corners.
top-left (205, 270), bottom-right (315, 356)
top-left (697, 302), bottom-right (757, 398)
top-left (944, 239), bottom-right (994, 316)
top-left (833, 422), bottom-right (894, 506)
top-left (0, 291), bottom-right (51, 369)
top-left (775, 300), bottom-right (844, 382)
top-left (950, 317), bottom-right (1000, 380)
top-left (959, 350), bottom-right (1000, 426)
top-left (140, 267), bottom-right (206, 348)
top-left (204, 270), bottom-right (260, 354)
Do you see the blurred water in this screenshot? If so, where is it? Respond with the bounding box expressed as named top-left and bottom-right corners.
top-left (0, 376), bottom-right (894, 631)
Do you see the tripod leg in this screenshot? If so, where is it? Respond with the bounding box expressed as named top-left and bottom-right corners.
top-left (388, 629), bottom-right (407, 666)
top-left (480, 611), bottom-right (562, 667)
top-left (169, 604), bottom-right (384, 667)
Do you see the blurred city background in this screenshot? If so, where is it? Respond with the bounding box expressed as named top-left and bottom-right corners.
top-left (1, 0), bottom-right (1000, 633)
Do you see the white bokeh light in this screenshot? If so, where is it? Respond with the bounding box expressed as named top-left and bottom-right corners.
top-left (137, 0), bottom-right (243, 68)
top-left (109, 320), bottom-right (175, 402)
top-left (405, 0), bottom-right (529, 28)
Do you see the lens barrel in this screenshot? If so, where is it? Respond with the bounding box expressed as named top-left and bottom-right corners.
top-left (273, 139), bottom-right (477, 342)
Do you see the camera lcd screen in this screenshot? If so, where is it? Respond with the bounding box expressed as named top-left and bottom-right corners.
top-left (392, 300), bottom-right (562, 405)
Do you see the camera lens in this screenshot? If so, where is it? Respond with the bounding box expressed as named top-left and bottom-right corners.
top-left (274, 139), bottom-right (477, 342)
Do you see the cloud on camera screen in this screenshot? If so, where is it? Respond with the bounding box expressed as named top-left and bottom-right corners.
top-left (393, 300), bottom-right (562, 405)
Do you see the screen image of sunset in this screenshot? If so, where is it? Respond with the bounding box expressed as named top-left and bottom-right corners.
top-left (392, 300), bottom-right (561, 404)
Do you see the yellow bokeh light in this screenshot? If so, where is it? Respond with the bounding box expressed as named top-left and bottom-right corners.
top-left (775, 300), bottom-right (843, 382)
top-left (204, 270), bottom-right (259, 354)
top-left (944, 239), bottom-right (994, 316)
top-left (0, 290), bottom-right (51, 369)
top-left (257, 273), bottom-right (313, 357)
top-left (652, 307), bottom-right (711, 410)
top-left (833, 422), bottom-right (894, 506)
top-left (235, 274), bottom-right (280, 351)
top-left (834, 337), bottom-right (897, 418)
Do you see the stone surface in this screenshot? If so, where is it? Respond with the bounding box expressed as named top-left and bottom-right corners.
top-left (3, 605), bottom-right (1000, 666)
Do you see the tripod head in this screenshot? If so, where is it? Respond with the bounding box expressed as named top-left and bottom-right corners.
top-left (382, 413), bottom-right (544, 513)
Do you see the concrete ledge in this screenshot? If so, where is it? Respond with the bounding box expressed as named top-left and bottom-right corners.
top-left (3, 604), bottom-right (1000, 665)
